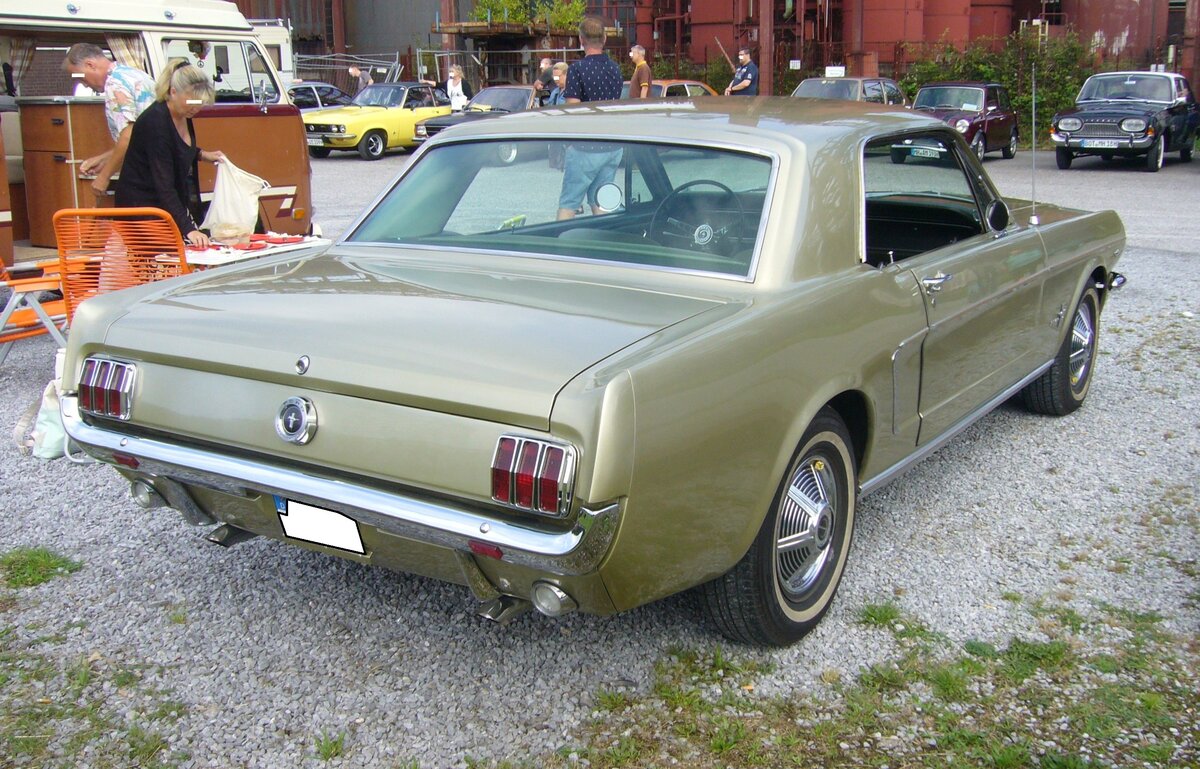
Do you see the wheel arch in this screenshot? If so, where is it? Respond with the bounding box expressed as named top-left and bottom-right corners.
top-left (825, 389), bottom-right (869, 474)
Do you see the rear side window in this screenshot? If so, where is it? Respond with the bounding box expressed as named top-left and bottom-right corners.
top-left (289, 86), bottom-right (317, 108)
top-left (884, 81), bottom-right (904, 105)
top-left (863, 81), bottom-right (884, 103)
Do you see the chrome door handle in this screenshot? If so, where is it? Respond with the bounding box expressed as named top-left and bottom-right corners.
top-left (921, 272), bottom-right (952, 305)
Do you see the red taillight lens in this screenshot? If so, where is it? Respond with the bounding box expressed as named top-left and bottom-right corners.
top-left (106, 364), bottom-right (126, 416)
top-left (538, 446), bottom-right (564, 514)
top-left (491, 436), bottom-right (575, 516)
top-left (491, 437), bottom-right (517, 503)
top-left (78, 359), bottom-right (97, 411)
top-left (468, 540), bottom-right (503, 560)
top-left (514, 441), bottom-right (540, 509)
top-left (77, 357), bottom-right (136, 419)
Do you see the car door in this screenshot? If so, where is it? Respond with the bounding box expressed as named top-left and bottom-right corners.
top-left (985, 86), bottom-right (1014, 150)
top-left (870, 133), bottom-right (1046, 442)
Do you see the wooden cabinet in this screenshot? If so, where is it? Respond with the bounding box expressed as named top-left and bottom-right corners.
top-left (18, 99), bottom-right (114, 247)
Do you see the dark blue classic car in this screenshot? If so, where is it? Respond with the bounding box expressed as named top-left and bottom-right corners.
top-left (1051, 71), bottom-right (1198, 172)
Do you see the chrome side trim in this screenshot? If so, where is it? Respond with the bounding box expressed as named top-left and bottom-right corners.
top-left (859, 359), bottom-right (1053, 497)
top-left (61, 396), bottom-right (619, 576)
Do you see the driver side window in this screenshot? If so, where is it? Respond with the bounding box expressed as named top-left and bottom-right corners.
top-left (862, 134), bottom-right (984, 266)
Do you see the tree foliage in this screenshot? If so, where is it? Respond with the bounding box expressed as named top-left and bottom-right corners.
top-left (472, 0), bottom-right (585, 30)
top-left (900, 31), bottom-right (1091, 144)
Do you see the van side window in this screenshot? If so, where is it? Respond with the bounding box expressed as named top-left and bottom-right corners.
top-left (862, 134), bottom-right (984, 266)
top-left (164, 39), bottom-right (280, 103)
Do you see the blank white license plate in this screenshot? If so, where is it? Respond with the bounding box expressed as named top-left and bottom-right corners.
top-left (276, 498), bottom-right (365, 554)
top-left (911, 147), bottom-right (939, 158)
top-left (1082, 139), bottom-right (1119, 149)
top-left (306, 136), bottom-right (324, 147)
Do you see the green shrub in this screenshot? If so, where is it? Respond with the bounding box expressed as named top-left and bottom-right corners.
top-left (900, 30), bottom-right (1091, 142)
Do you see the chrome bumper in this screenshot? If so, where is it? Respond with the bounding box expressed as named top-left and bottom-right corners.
top-left (1051, 132), bottom-right (1155, 151)
top-left (60, 395), bottom-right (618, 576)
top-left (306, 131), bottom-right (358, 142)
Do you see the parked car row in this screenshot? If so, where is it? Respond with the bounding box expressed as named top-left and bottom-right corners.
top-left (299, 69), bottom-right (1198, 172)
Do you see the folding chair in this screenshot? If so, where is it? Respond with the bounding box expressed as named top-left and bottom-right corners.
top-left (52, 207), bottom-right (191, 325)
top-left (0, 263), bottom-right (68, 367)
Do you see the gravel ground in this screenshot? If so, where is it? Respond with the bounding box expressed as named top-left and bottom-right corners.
top-left (1, 141), bottom-right (1197, 768)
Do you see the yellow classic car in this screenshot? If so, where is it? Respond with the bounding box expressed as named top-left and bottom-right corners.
top-left (303, 82), bottom-right (452, 160)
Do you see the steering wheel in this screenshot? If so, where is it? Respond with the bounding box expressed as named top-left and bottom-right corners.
top-left (647, 179), bottom-right (745, 256)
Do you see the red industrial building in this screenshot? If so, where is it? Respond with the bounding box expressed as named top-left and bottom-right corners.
top-left (234, 1), bottom-right (1198, 95)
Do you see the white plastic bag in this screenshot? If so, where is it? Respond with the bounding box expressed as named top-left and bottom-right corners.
top-left (200, 158), bottom-right (269, 240)
top-left (12, 350), bottom-right (67, 460)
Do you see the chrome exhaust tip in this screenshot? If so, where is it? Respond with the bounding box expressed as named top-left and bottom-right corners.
top-left (477, 595), bottom-right (531, 625)
top-left (530, 581), bottom-right (578, 617)
top-left (130, 480), bottom-right (166, 509)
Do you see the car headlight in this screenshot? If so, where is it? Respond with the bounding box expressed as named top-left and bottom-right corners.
top-left (954, 119), bottom-right (970, 133)
top-left (416, 125), bottom-right (427, 137)
top-left (1056, 117), bottom-right (1082, 132)
top-left (1120, 117), bottom-right (1148, 133)
top-left (335, 125), bottom-right (346, 134)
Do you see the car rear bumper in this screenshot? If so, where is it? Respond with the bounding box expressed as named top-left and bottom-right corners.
top-left (61, 395), bottom-right (619, 577)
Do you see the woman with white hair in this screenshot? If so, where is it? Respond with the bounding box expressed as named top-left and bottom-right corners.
top-left (423, 64), bottom-right (473, 111)
top-left (115, 60), bottom-right (226, 248)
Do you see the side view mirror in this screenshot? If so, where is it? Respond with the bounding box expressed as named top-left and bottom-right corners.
top-left (986, 199), bottom-right (1010, 232)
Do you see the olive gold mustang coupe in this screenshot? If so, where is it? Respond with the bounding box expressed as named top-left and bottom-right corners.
top-left (61, 99), bottom-right (1125, 646)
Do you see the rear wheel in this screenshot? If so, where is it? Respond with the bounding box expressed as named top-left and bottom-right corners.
top-left (1002, 129), bottom-right (1018, 159)
top-left (308, 147), bottom-right (331, 159)
top-left (1055, 147), bottom-right (1073, 169)
top-left (358, 130), bottom-right (387, 161)
top-left (1181, 143), bottom-right (1193, 162)
top-left (1022, 287), bottom-right (1100, 416)
top-left (702, 407), bottom-right (856, 646)
top-left (1145, 136), bottom-right (1164, 172)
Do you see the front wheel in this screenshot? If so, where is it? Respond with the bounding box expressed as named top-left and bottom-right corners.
top-left (1022, 287), bottom-right (1100, 416)
top-left (358, 130), bottom-right (387, 161)
top-left (1002, 129), bottom-right (1018, 159)
top-left (1145, 137), bottom-right (1164, 172)
top-left (1181, 143), bottom-right (1193, 162)
top-left (971, 133), bottom-right (986, 161)
top-left (702, 407), bottom-right (857, 646)
top-left (308, 146), bottom-right (331, 159)
top-left (1055, 147), bottom-right (1073, 169)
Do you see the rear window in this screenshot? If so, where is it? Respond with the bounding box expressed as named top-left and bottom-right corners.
top-left (349, 140), bottom-right (774, 278)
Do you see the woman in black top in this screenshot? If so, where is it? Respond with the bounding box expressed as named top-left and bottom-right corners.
top-left (115, 60), bottom-right (225, 248)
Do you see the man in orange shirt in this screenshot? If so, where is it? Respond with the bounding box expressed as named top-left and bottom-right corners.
top-left (629, 45), bottom-right (651, 99)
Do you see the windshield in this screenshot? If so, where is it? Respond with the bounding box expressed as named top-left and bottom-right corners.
top-left (469, 88), bottom-right (530, 112)
top-left (353, 85), bottom-right (406, 107)
top-left (913, 86), bottom-right (985, 112)
top-left (1078, 74), bottom-right (1172, 103)
top-left (349, 140), bottom-right (774, 278)
top-left (793, 79), bottom-right (858, 100)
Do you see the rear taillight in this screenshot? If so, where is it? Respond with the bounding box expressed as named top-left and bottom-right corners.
top-left (490, 436), bottom-right (576, 517)
top-left (77, 356), bottom-right (136, 420)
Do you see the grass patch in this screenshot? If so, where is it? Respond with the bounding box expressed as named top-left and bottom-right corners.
top-left (314, 730), bottom-right (346, 760)
top-left (0, 547), bottom-right (81, 588)
top-left (496, 598), bottom-right (1197, 769)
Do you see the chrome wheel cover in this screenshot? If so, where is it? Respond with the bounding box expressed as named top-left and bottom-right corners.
top-left (1069, 299), bottom-right (1095, 391)
top-left (775, 455), bottom-right (838, 601)
top-left (367, 134), bottom-right (384, 156)
top-left (973, 134), bottom-right (985, 160)
top-left (1009, 133), bottom-right (1017, 154)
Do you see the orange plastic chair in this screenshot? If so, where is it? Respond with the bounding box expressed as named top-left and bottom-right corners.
top-left (0, 263), bottom-right (68, 366)
top-left (52, 207), bottom-right (192, 324)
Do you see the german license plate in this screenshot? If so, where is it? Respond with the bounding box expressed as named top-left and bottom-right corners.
top-left (911, 147), bottom-right (940, 159)
top-left (1082, 139), bottom-right (1119, 149)
top-left (275, 497), bottom-right (365, 554)
top-left (306, 136), bottom-right (324, 147)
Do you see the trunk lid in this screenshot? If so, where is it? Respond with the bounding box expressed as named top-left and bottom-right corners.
top-left (100, 252), bottom-right (723, 429)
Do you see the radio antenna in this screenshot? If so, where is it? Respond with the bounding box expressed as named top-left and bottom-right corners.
top-left (1030, 60), bottom-right (1040, 226)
